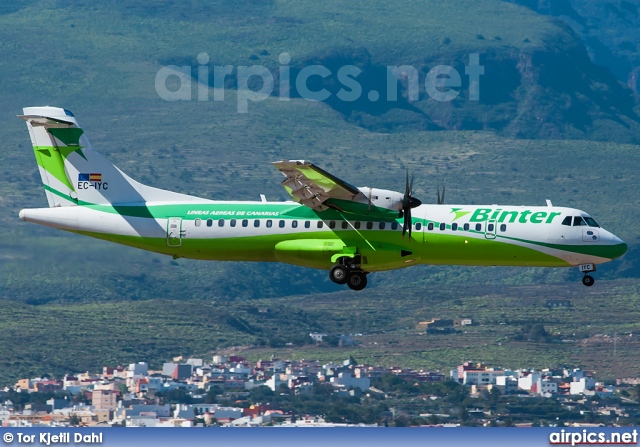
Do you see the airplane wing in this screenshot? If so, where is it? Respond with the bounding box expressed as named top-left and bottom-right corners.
top-left (273, 160), bottom-right (400, 218)
top-left (273, 160), bottom-right (366, 211)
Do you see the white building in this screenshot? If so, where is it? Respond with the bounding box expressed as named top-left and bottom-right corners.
top-left (532, 378), bottom-right (558, 395)
top-left (127, 363), bottom-right (149, 376)
top-left (495, 376), bottom-right (518, 394)
top-left (518, 372), bottom-right (541, 391)
top-left (212, 355), bottom-right (228, 364)
top-left (213, 406), bottom-right (244, 420)
top-left (186, 359), bottom-right (204, 367)
top-left (329, 372), bottom-right (370, 391)
top-left (138, 377), bottom-right (165, 392)
top-left (266, 374), bottom-right (290, 391)
top-left (125, 404), bottom-right (171, 418)
top-left (229, 364), bottom-right (252, 377)
top-left (570, 378), bottom-right (596, 395)
top-left (174, 404), bottom-right (220, 419)
top-left (462, 369), bottom-right (504, 386)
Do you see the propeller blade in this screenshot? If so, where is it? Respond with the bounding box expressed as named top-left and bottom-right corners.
top-left (437, 184), bottom-right (446, 205)
top-left (401, 170), bottom-right (420, 239)
top-left (405, 170), bottom-right (410, 196)
top-left (402, 207), bottom-right (412, 239)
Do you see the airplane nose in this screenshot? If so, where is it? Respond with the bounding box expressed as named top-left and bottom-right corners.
top-left (610, 235), bottom-right (627, 259)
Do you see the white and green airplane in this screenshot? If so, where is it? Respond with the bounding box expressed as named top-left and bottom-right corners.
top-left (18, 106), bottom-right (627, 290)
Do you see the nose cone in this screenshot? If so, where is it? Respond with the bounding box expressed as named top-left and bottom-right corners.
top-left (610, 235), bottom-right (627, 259)
top-left (18, 209), bottom-right (25, 221)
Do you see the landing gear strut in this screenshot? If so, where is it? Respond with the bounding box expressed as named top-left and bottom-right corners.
top-left (578, 264), bottom-right (596, 287)
top-left (329, 255), bottom-right (369, 291)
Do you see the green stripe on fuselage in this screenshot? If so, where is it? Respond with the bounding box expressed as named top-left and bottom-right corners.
top-left (73, 227), bottom-right (572, 271)
top-left (41, 183), bottom-right (619, 266)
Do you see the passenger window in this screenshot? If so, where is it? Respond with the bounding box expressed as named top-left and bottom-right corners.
top-left (317, 221), bottom-right (324, 228)
top-left (427, 223), bottom-right (434, 231)
top-left (329, 221), bottom-right (336, 229)
top-left (254, 220), bottom-right (260, 227)
top-left (354, 221), bottom-right (361, 230)
top-left (573, 216), bottom-right (586, 226)
top-left (266, 220), bottom-right (273, 228)
top-left (194, 218), bottom-right (201, 227)
top-left (218, 219), bottom-right (224, 227)
top-left (292, 221), bottom-right (298, 228)
top-left (561, 216), bottom-right (572, 226)
top-left (379, 222), bottom-right (386, 230)
top-left (488, 223), bottom-right (494, 232)
top-left (366, 222), bottom-right (373, 230)
top-left (304, 221), bottom-right (310, 229)
top-left (206, 219), bottom-right (213, 227)
top-left (452, 223), bottom-right (458, 231)
top-left (391, 222), bottom-right (398, 230)
top-left (500, 224), bottom-right (507, 232)
top-left (415, 222), bottom-right (422, 231)
top-left (230, 219), bottom-right (236, 227)
top-left (341, 221), bottom-right (348, 229)
top-left (439, 223), bottom-right (446, 231)
top-left (279, 220), bottom-right (285, 228)
top-left (242, 219), bottom-right (248, 227)
top-left (475, 223), bottom-right (481, 231)
top-left (463, 223), bottom-right (470, 231)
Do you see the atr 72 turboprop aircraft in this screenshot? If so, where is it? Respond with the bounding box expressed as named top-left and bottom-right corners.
top-left (18, 106), bottom-right (627, 291)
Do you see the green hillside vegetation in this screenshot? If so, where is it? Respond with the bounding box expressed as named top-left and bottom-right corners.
top-left (1, 0), bottom-right (639, 139)
top-left (1, 280), bottom-right (639, 386)
top-left (503, 0), bottom-right (640, 85)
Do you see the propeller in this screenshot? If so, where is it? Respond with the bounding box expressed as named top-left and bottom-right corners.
top-left (437, 183), bottom-right (445, 205)
top-left (402, 171), bottom-right (422, 239)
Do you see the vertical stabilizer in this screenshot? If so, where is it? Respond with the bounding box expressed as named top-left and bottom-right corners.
top-left (19, 106), bottom-right (202, 207)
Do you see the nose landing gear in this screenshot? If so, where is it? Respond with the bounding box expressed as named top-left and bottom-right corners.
top-left (329, 256), bottom-right (369, 291)
top-left (578, 264), bottom-right (596, 287)
top-left (582, 275), bottom-right (595, 287)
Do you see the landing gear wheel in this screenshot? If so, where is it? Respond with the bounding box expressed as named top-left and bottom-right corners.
top-left (329, 265), bottom-right (348, 284)
top-left (582, 275), bottom-right (595, 287)
top-left (347, 272), bottom-right (368, 291)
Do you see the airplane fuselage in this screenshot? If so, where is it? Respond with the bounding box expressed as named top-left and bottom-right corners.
top-left (19, 201), bottom-right (627, 272)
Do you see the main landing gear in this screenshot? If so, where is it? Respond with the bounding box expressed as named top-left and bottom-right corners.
top-left (578, 263), bottom-right (596, 287)
top-left (329, 256), bottom-right (369, 291)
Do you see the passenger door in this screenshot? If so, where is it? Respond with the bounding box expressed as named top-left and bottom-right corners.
top-left (484, 220), bottom-right (497, 240)
top-left (167, 217), bottom-right (183, 247)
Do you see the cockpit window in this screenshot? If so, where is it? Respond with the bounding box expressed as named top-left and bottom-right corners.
top-left (573, 216), bottom-right (587, 226)
top-left (561, 216), bottom-right (572, 226)
top-left (584, 217), bottom-right (599, 227)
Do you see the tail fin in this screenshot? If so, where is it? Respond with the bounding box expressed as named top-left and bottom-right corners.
top-left (19, 106), bottom-right (200, 207)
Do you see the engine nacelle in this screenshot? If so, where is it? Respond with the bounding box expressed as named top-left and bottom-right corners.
top-left (358, 187), bottom-right (405, 212)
